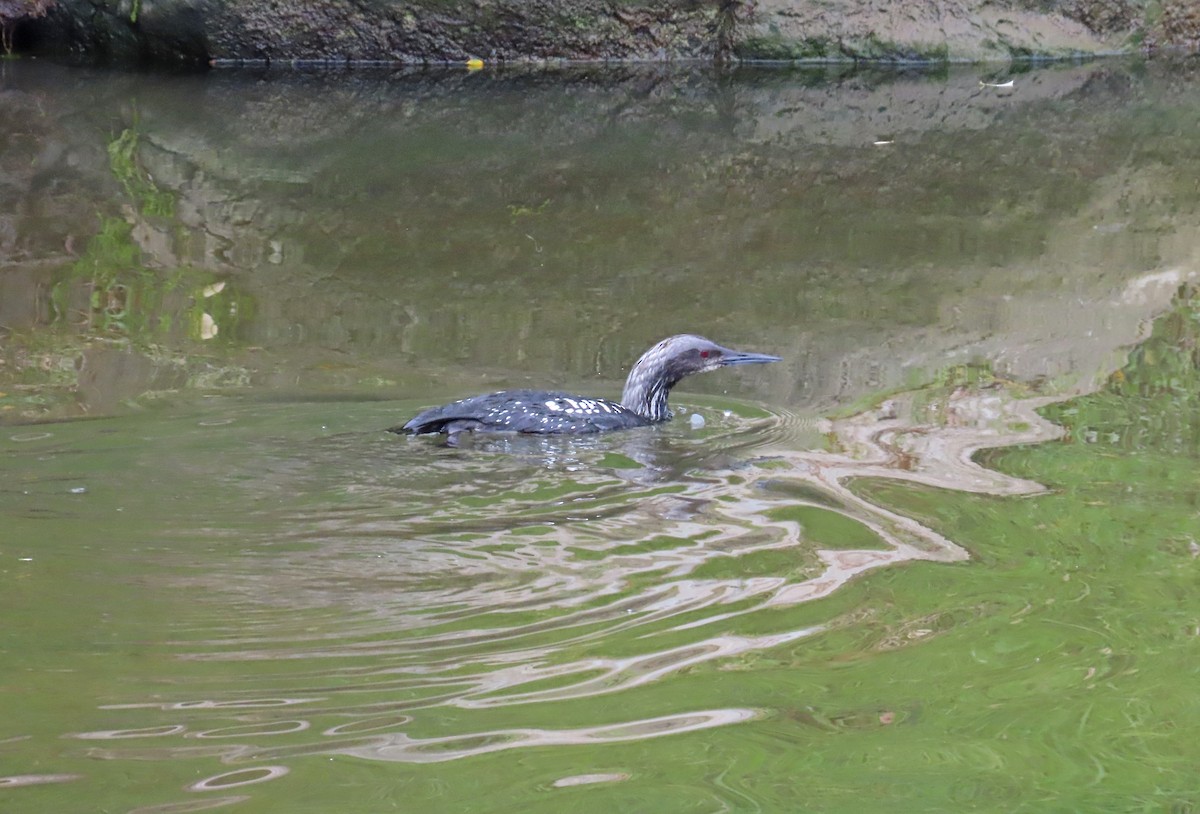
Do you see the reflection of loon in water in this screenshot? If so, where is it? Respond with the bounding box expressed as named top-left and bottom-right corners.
top-left (394, 334), bottom-right (781, 438)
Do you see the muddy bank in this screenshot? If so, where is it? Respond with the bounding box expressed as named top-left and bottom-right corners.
top-left (12, 0), bottom-right (1199, 67)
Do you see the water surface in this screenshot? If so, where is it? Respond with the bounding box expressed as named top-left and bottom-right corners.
top-left (2, 58), bottom-right (1200, 812)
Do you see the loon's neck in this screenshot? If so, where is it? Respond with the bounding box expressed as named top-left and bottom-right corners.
top-left (620, 343), bottom-right (683, 422)
top-left (620, 375), bottom-right (673, 421)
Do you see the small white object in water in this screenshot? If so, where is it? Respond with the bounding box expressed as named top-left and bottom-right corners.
top-left (723, 410), bottom-right (733, 418)
top-left (873, 139), bottom-right (895, 145)
top-left (68, 486), bottom-right (87, 494)
top-left (19, 557), bottom-right (33, 562)
top-left (201, 281), bottom-right (226, 298)
top-left (200, 313), bottom-right (219, 340)
top-left (689, 413), bottom-right (706, 429)
top-left (980, 79), bottom-right (1014, 88)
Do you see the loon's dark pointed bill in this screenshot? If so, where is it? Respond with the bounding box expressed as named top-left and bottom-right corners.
top-left (719, 349), bottom-right (783, 366)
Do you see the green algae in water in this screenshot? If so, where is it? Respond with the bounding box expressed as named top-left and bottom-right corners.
top-left (368, 330), bottom-right (1200, 811)
top-left (323, 292), bottom-right (1200, 811)
top-left (768, 505), bottom-right (890, 550)
top-left (687, 544), bottom-right (823, 581)
top-left (7, 309), bottom-right (1200, 814)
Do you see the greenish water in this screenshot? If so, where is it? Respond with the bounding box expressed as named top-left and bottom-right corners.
top-left (2, 58), bottom-right (1200, 812)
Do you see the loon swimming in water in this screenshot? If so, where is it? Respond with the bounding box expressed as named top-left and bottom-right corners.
top-left (394, 334), bottom-right (781, 437)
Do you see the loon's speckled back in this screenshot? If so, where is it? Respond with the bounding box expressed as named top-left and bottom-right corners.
top-left (393, 335), bottom-right (780, 438)
top-left (397, 390), bottom-right (650, 436)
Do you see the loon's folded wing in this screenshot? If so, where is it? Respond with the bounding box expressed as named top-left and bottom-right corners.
top-left (392, 391), bottom-right (651, 435)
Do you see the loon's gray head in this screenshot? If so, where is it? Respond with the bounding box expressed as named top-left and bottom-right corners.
top-left (619, 334), bottom-right (781, 422)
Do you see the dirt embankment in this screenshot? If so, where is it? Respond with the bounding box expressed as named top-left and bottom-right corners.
top-left (9, 0), bottom-right (1199, 67)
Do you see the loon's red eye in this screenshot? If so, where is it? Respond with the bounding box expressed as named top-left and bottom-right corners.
top-left (699, 350), bottom-right (710, 358)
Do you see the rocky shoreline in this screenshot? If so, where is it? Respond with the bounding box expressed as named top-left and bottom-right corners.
top-left (6, 0), bottom-right (1198, 69)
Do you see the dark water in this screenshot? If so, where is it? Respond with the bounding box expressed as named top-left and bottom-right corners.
top-left (2, 58), bottom-right (1200, 812)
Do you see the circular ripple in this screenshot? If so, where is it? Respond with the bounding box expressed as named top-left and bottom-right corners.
top-left (551, 773), bottom-right (630, 788)
top-left (8, 432), bottom-right (53, 442)
top-left (324, 715), bottom-right (412, 735)
top-left (70, 725), bottom-right (187, 740)
top-left (170, 698), bottom-right (316, 710)
top-left (187, 766), bottom-right (289, 792)
top-left (0, 773), bottom-right (83, 788)
top-left (129, 796), bottom-right (250, 813)
top-left (192, 721), bottom-right (309, 739)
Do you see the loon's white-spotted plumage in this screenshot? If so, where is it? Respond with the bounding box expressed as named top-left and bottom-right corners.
top-left (394, 335), bottom-right (780, 437)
